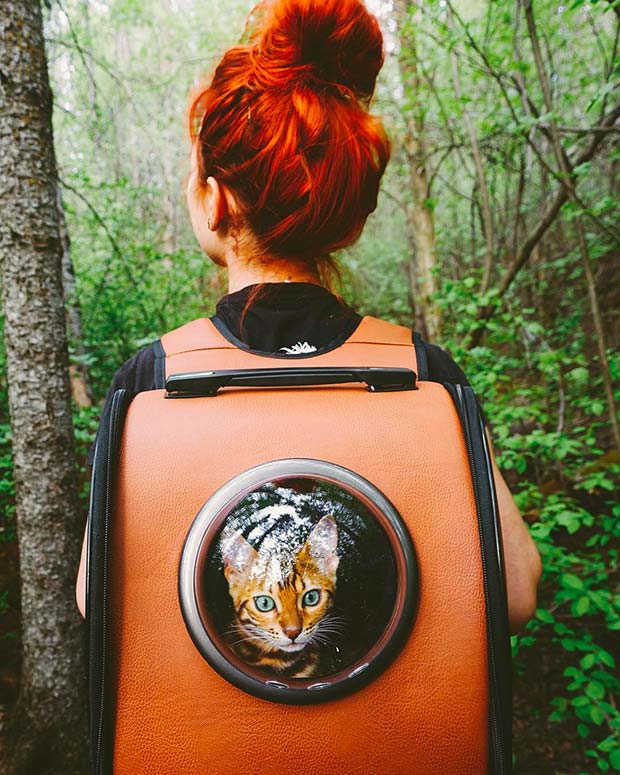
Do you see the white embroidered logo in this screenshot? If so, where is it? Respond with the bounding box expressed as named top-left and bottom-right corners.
top-left (279, 341), bottom-right (318, 355)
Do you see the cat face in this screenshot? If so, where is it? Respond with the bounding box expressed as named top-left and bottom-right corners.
top-left (222, 516), bottom-right (339, 654)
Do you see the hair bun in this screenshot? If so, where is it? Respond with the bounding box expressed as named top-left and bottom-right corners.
top-left (248, 0), bottom-right (384, 102)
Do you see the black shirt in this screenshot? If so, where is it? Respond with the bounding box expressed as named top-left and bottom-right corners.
top-left (86, 282), bottom-right (469, 465)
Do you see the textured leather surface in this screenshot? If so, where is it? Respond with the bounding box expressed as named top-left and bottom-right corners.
top-left (109, 318), bottom-right (488, 775)
top-left (160, 315), bottom-right (418, 377)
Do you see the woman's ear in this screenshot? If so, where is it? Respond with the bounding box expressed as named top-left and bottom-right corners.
top-left (205, 176), bottom-right (244, 234)
top-left (185, 156), bottom-right (227, 265)
top-left (205, 176), bottom-right (228, 232)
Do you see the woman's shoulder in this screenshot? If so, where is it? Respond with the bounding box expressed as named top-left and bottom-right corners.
top-left (416, 337), bottom-right (471, 385)
top-left (105, 341), bottom-right (158, 394)
top-left (412, 334), bottom-right (486, 420)
top-left (86, 342), bottom-right (158, 466)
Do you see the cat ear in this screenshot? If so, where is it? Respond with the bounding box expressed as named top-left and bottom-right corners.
top-left (303, 516), bottom-right (339, 575)
top-left (222, 531), bottom-right (258, 580)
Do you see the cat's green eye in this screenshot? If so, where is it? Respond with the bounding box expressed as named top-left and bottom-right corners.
top-left (302, 589), bottom-right (321, 607)
top-left (254, 595), bottom-right (275, 612)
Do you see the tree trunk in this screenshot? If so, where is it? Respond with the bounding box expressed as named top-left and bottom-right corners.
top-left (0, 1), bottom-right (89, 772)
top-left (447, 7), bottom-right (495, 294)
top-left (57, 183), bottom-right (94, 409)
top-left (159, 0), bottom-right (178, 261)
top-left (575, 220), bottom-right (620, 451)
top-left (394, 0), bottom-right (442, 341)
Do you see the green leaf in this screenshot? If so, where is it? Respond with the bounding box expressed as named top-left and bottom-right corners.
top-left (599, 651), bottom-right (615, 669)
top-left (580, 654), bottom-right (596, 670)
top-left (574, 596), bottom-right (591, 616)
top-left (586, 681), bottom-right (605, 700)
top-left (609, 749), bottom-right (620, 771)
top-left (562, 573), bottom-right (584, 590)
top-left (536, 608), bottom-right (555, 624)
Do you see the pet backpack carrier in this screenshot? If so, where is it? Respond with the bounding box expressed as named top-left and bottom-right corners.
top-left (87, 314), bottom-right (512, 775)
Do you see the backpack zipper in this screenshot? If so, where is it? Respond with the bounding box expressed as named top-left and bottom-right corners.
top-left (450, 383), bottom-right (511, 775)
top-left (94, 388), bottom-right (127, 775)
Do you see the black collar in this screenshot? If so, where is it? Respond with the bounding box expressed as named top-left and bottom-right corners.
top-left (212, 282), bottom-right (362, 357)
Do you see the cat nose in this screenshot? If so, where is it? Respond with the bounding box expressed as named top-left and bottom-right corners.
top-left (283, 625), bottom-right (302, 641)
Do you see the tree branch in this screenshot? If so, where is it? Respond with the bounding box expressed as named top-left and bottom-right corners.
top-left (468, 102), bottom-right (620, 345)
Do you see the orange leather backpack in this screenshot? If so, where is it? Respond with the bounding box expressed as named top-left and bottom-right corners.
top-left (86, 314), bottom-right (512, 775)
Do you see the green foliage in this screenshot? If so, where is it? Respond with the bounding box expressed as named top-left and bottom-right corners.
top-left (0, 317), bottom-right (15, 547)
top-left (436, 273), bottom-right (620, 771)
top-left (476, 295), bottom-right (616, 766)
top-left (0, 424), bottom-right (15, 545)
top-left (0, 0), bottom-right (618, 772)
top-left (521, 473), bottom-right (620, 773)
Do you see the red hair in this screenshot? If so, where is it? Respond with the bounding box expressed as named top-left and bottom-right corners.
top-left (187, 0), bottom-right (391, 276)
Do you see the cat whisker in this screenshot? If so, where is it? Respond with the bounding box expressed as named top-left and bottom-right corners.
top-left (321, 615), bottom-right (347, 626)
top-left (231, 635), bottom-right (287, 655)
top-left (314, 631), bottom-right (344, 643)
top-left (228, 636), bottom-right (258, 647)
top-left (316, 623), bottom-right (346, 636)
top-left (318, 615), bottom-right (346, 627)
top-left (309, 634), bottom-right (332, 647)
top-left (228, 631), bottom-right (266, 645)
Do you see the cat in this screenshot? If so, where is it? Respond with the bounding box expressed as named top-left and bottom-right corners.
top-left (221, 515), bottom-right (341, 679)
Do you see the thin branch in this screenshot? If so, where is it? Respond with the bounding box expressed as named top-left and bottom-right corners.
top-left (53, 0), bottom-right (101, 121)
top-left (524, 0), bottom-right (620, 451)
top-left (469, 102), bottom-right (620, 343)
top-left (511, 148), bottom-right (527, 260)
top-left (379, 186), bottom-right (408, 214)
top-left (427, 144), bottom-right (464, 193)
top-left (59, 178), bottom-right (164, 330)
top-left (586, 6), bottom-right (610, 76)
top-left (544, 124), bottom-right (620, 135)
top-left (506, 74), bottom-right (620, 243)
top-left (606, 0), bottom-right (620, 25)
top-left (444, 0), bottom-right (569, 201)
top-left (447, 4), bottom-right (495, 293)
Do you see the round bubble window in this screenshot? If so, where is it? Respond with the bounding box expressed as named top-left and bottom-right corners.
top-left (179, 459), bottom-right (418, 704)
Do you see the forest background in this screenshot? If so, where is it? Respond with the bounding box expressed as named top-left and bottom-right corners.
top-left (0, 0), bottom-right (618, 773)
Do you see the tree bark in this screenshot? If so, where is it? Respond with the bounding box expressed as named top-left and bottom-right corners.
top-left (0, 1), bottom-right (89, 772)
top-left (394, 0), bottom-right (442, 341)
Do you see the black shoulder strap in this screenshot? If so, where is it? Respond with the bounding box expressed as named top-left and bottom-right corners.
top-left (153, 339), bottom-right (166, 389)
top-left (412, 331), bottom-right (429, 380)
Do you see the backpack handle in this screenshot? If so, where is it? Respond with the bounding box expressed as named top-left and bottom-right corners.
top-left (164, 367), bottom-right (417, 397)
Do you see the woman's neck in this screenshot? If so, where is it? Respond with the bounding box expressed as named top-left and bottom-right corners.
top-left (226, 253), bottom-right (324, 294)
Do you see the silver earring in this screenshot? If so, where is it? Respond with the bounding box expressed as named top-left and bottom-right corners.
top-left (208, 218), bottom-right (213, 230)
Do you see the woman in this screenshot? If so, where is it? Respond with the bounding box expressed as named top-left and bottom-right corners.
top-left (77, 0), bottom-right (541, 634)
